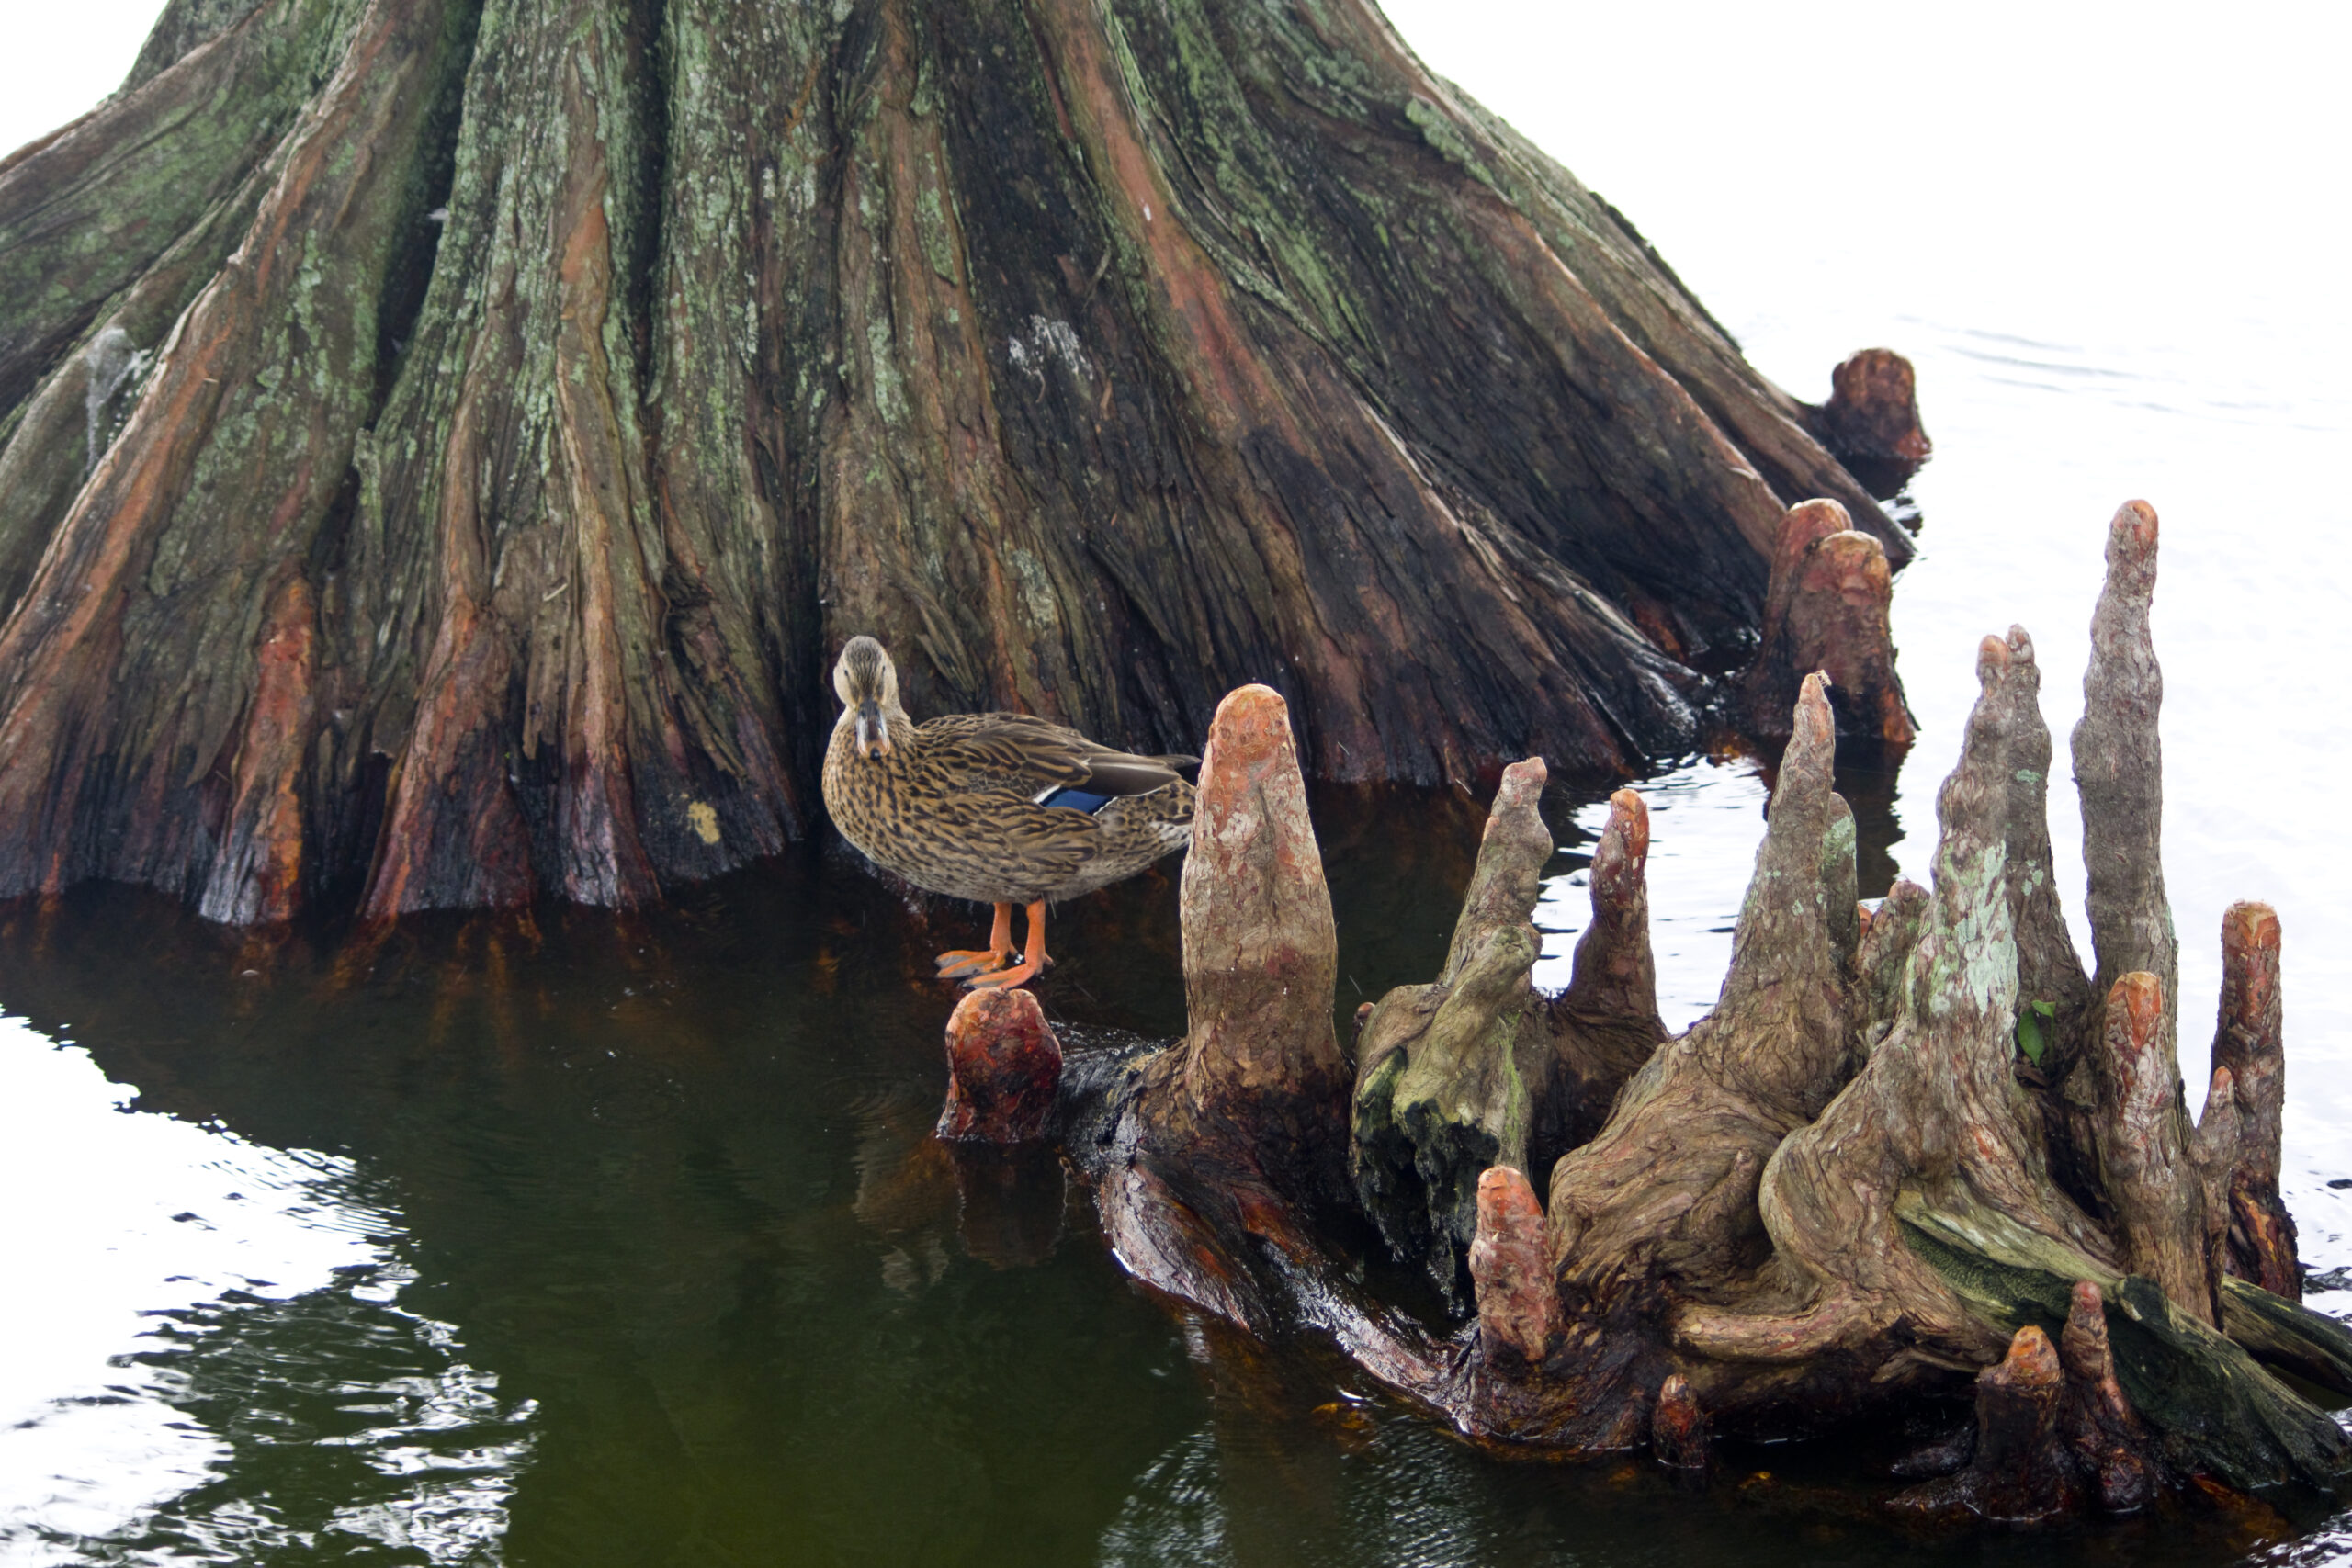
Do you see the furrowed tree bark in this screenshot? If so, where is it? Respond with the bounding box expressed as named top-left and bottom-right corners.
top-left (1657, 634), bottom-right (2112, 1398)
top-left (0, 0), bottom-right (1913, 921)
top-left (1991, 620), bottom-right (2100, 1213)
top-left (0, 0), bottom-right (471, 921)
top-left (0, 0), bottom-right (370, 423)
top-left (1080, 684), bottom-right (1348, 1337)
top-left (1545, 674), bottom-right (1858, 1325)
top-left (2090, 971), bottom-right (2222, 1325)
top-left (1149, 683), bottom-right (1348, 1172)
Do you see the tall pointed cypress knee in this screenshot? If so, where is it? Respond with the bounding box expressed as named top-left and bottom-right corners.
top-left (1352, 758), bottom-right (1552, 1298)
top-left (1152, 683), bottom-right (1346, 1192)
top-left (2208, 902), bottom-right (2298, 1297)
top-left (1534, 787), bottom-right (1668, 1164)
top-left (2073, 502), bottom-right (2177, 1081)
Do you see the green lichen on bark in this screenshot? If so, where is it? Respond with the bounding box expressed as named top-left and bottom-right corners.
top-left (0, 0), bottom-right (370, 412)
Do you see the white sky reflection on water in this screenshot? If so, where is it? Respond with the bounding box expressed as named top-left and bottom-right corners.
top-left (0, 1020), bottom-right (527, 1563)
top-left (0, 1022), bottom-right (351, 1544)
top-left (1532, 760), bottom-right (1769, 1033)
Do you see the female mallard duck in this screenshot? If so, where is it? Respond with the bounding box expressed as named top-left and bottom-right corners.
top-left (821, 636), bottom-right (1197, 989)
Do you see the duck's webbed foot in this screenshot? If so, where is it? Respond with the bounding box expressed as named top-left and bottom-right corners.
top-left (963, 902), bottom-right (1050, 991)
top-left (965, 957), bottom-right (1046, 990)
top-left (937, 902), bottom-right (1016, 979)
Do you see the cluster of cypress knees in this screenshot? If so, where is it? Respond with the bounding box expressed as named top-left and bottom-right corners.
top-left (912, 499), bottom-right (2350, 1531)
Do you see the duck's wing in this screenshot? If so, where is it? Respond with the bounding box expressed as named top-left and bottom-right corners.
top-left (916, 713), bottom-right (1198, 802)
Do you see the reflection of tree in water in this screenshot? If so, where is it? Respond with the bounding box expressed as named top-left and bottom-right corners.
top-left (74, 1264), bottom-right (531, 1566)
top-left (0, 863), bottom-right (1204, 1566)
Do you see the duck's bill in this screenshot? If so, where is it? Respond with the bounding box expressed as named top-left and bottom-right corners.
top-left (855, 702), bottom-right (891, 758)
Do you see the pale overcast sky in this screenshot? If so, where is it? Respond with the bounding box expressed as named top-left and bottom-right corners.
top-left (2, 1), bottom-right (2342, 393)
top-left (0, 0), bottom-right (168, 157)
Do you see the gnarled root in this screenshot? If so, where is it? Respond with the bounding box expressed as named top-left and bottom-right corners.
top-left (1893, 1325), bottom-right (2082, 1524)
top-left (1068, 686), bottom-right (1385, 1348)
top-left (1351, 757), bottom-right (1550, 1300)
top-left (1889, 1282), bottom-right (2163, 1522)
top-left (2058, 1282), bottom-right (2159, 1513)
top-left (1548, 673), bottom-right (1858, 1328)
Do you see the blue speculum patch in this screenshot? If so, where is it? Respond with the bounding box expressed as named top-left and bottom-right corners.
top-left (1039, 787), bottom-right (1114, 814)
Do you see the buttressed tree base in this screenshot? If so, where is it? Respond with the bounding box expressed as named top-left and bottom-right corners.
top-left (0, 0), bottom-right (1909, 923)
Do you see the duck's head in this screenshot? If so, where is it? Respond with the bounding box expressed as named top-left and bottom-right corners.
top-left (832, 636), bottom-right (899, 759)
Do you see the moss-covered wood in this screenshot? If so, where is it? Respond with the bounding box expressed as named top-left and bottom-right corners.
top-left (1350, 755), bottom-right (1548, 1299)
top-left (0, 0), bottom-right (1907, 920)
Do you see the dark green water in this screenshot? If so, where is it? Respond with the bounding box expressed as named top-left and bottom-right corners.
top-left (0, 802), bottom-right (2338, 1567)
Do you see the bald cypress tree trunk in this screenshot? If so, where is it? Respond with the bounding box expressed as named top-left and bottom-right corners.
top-left (0, 0), bottom-right (1907, 922)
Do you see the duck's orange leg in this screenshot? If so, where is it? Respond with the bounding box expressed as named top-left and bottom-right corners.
top-left (935, 902), bottom-right (1014, 978)
top-left (966, 901), bottom-right (1049, 990)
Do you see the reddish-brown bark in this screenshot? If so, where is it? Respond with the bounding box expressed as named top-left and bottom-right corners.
top-left (1148, 683), bottom-right (1346, 1169)
top-left (2092, 972), bottom-right (2219, 1324)
top-left (199, 572), bottom-right (319, 925)
top-left (1649, 1373), bottom-right (1710, 1471)
top-left (1469, 1165), bottom-right (1563, 1364)
top-left (1970, 1327), bottom-right (2077, 1521)
top-left (2059, 1281), bottom-right (2158, 1513)
top-left (2075, 502), bottom-right (2177, 1075)
top-left (1533, 787), bottom-right (1667, 1162)
top-left (1809, 348), bottom-right (1932, 475)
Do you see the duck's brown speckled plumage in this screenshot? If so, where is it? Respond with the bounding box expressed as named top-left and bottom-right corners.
top-left (820, 638), bottom-right (1195, 908)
